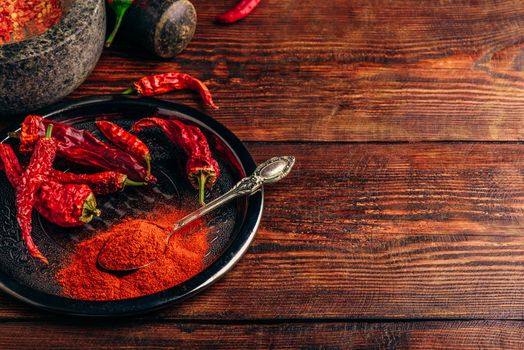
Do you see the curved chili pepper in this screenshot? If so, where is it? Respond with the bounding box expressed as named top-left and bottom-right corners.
top-left (132, 117), bottom-right (220, 205)
top-left (50, 170), bottom-right (144, 195)
top-left (0, 144), bottom-right (101, 228)
top-left (95, 121), bottom-right (152, 177)
top-left (216, 0), bottom-right (261, 24)
top-left (123, 73), bottom-right (219, 109)
top-left (105, 0), bottom-right (134, 47)
top-left (18, 115), bottom-right (154, 183)
top-left (16, 125), bottom-right (56, 264)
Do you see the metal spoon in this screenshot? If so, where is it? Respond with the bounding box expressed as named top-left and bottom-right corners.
top-left (97, 156), bottom-right (296, 273)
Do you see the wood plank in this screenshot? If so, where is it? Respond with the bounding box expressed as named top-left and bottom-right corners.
top-left (1, 142), bottom-right (524, 319)
top-left (0, 320), bottom-right (523, 349)
top-left (65, 0), bottom-right (524, 142)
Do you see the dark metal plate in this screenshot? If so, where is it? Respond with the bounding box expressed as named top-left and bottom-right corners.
top-left (0, 95), bottom-right (263, 316)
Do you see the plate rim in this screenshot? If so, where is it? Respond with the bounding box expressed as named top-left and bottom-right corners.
top-left (0, 95), bottom-right (264, 317)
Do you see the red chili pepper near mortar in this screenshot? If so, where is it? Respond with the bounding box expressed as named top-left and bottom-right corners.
top-left (216, 0), bottom-right (262, 24)
top-left (123, 73), bottom-right (219, 109)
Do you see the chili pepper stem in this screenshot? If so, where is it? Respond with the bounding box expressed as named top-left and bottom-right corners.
top-left (105, 5), bottom-right (129, 48)
top-left (45, 124), bottom-right (53, 139)
top-left (81, 194), bottom-right (101, 223)
top-left (123, 178), bottom-right (146, 187)
top-left (197, 171), bottom-right (208, 206)
top-left (122, 87), bottom-right (135, 95)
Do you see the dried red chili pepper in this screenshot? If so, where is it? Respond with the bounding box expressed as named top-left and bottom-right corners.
top-left (37, 182), bottom-right (100, 227)
top-left (50, 170), bottom-right (144, 195)
top-left (95, 121), bottom-right (152, 177)
top-left (16, 125), bottom-right (56, 264)
top-left (105, 0), bottom-right (134, 47)
top-left (132, 117), bottom-right (220, 205)
top-left (123, 73), bottom-right (219, 109)
top-left (0, 144), bottom-right (101, 228)
top-left (18, 115), bottom-right (154, 183)
top-left (0, 144), bottom-right (23, 184)
top-left (216, 0), bottom-right (261, 24)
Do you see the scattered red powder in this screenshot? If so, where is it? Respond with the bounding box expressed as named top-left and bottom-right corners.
top-left (0, 0), bottom-right (63, 45)
top-left (56, 206), bottom-right (209, 301)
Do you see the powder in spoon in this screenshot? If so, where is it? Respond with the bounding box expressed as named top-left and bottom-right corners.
top-left (97, 220), bottom-right (167, 272)
top-left (56, 206), bottom-right (209, 300)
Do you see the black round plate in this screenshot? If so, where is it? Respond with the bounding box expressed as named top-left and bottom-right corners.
top-left (0, 95), bottom-right (263, 316)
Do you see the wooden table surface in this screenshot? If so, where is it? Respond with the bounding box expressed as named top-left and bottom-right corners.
top-left (3, 0), bottom-right (524, 348)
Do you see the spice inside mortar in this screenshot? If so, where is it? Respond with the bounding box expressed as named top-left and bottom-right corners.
top-left (0, 0), bottom-right (63, 45)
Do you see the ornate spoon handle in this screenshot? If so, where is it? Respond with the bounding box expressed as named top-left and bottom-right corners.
top-left (171, 156), bottom-right (295, 234)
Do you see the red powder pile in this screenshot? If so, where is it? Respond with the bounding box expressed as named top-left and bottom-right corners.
top-left (97, 219), bottom-right (168, 271)
top-left (56, 206), bottom-right (209, 300)
top-left (0, 0), bottom-right (63, 45)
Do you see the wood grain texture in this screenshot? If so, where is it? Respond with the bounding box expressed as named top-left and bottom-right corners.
top-left (2, 0), bottom-right (524, 347)
top-left (0, 143), bottom-right (523, 320)
top-left (0, 320), bottom-right (523, 349)
top-left (67, 0), bottom-right (524, 142)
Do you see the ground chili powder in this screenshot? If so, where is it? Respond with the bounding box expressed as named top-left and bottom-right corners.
top-left (56, 206), bottom-right (209, 300)
top-left (97, 219), bottom-right (167, 271)
top-left (0, 0), bottom-right (63, 45)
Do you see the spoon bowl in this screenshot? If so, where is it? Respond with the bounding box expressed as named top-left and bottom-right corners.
top-left (96, 220), bottom-right (170, 273)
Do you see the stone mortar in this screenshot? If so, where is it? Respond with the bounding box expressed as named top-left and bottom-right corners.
top-left (0, 0), bottom-right (106, 116)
